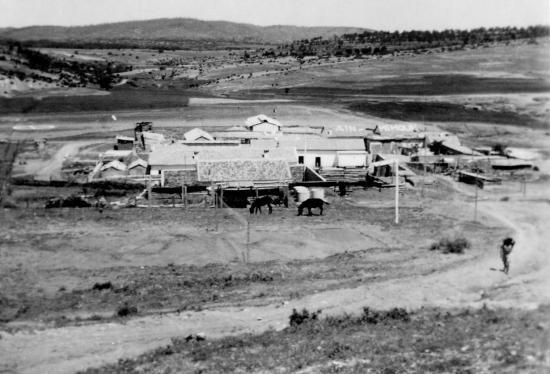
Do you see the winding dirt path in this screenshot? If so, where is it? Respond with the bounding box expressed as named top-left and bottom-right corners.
top-left (1, 180), bottom-right (548, 374)
top-left (22, 141), bottom-right (96, 181)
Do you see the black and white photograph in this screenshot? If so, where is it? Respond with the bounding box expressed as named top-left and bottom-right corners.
top-left (0, 0), bottom-right (549, 373)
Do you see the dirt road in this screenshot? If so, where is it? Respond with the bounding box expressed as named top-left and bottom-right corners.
top-left (21, 141), bottom-right (96, 180)
top-left (1, 179), bottom-right (548, 374)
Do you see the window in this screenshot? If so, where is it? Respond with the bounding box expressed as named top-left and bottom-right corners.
top-left (298, 156), bottom-right (304, 164)
top-left (315, 157), bottom-right (321, 168)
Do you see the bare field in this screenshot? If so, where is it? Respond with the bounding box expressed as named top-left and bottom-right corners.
top-left (1, 182), bottom-right (502, 324)
top-left (1, 40), bottom-right (550, 374)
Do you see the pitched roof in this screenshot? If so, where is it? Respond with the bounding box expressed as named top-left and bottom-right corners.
top-left (148, 145), bottom-right (297, 166)
top-left (101, 160), bottom-right (127, 171)
top-left (278, 137), bottom-right (366, 151)
top-left (212, 130), bottom-right (278, 139)
top-left (116, 135), bottom-right (134, 142)
top-left (183, 128), bottom-right (214, 141)
top-left (148, 145), bottom-right (197, 166)
top-left (197, 159), bottom-right (291, 183)
top-left (128, 158), bottom-right (148, 169)
top-left (142, 132), bottom-right (166, 141)
top-left (245, 114), bottom-right (282, 128)
top-left (101, 149), bottom-right (134, 161)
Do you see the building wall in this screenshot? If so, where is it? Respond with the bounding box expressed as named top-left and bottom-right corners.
top-left (336, 152), bottom-right (367, 167)
top-left (100, 169), bottom-right (127, 179)
top-left (128, 166), bottom-right (146, 176)
top-left (250, 122), bottom-right (280, 133)
top-left (297, 151), bottom-right (337, 169)
top-left (151, 164), bottom-right (195, 172)
top-left (162, 169), bottom-right (199, 187)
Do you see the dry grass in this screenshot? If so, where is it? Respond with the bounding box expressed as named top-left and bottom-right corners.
top-left (80, 305), bottom-right (550, 374)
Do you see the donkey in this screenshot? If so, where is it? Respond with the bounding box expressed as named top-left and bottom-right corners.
top-left (297, 198), bottom-right (329, 216)
top-left (249, 195), bottom-right (273, 214)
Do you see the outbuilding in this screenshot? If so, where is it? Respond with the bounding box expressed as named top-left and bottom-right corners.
top-left (245, 114), bottom-right (282, 134)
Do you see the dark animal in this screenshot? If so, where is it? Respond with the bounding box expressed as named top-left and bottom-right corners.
top-left (45, 195), bottom-right (91, 208)
top-left (297, 198), bottom-right (329, 216)
top-left (249, 196), bottom-right (273, 214)
top-left (92, 281), bottom-right (113, 291)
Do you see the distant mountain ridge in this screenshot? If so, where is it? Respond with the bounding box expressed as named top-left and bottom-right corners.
top-left (0, 18), bottom-right (368, 44)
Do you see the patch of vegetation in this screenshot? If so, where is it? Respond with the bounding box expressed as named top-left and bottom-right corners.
top-left (349, 100), bottom-right (548, 128)
top-left (80, 305), bottom-right (550, 374)
top-left (430, 237), bottom-right (471, 254)
top-left (2, 41), bottom-right (130, 89)
top-left (268, 25), bottom-right (550, 58)
top-left (0, 86), bottom-right (192, 114)
top-left (116, 303), bottom-right (138, 317)
top-left (289, 307), bottom-right (322, 328)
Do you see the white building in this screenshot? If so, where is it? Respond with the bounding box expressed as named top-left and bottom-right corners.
top-left (277, 138), bottom-right (367, 169)
top-left (245, 114), bottom-right (282, 134)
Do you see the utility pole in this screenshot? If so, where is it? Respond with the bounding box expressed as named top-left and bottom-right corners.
top-left (395, 159), bottom-right (399, 224)
top-left (474, 180), bottom-right (478, 222)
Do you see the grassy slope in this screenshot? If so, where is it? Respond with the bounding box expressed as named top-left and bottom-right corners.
top-left (349, 101), bottom-right (548, 128)
top-left (0, 86), bottom-right (192, 114)
top-left (0, 18), bottom-right (366, 44)
top-left (81, 305), bottom-right (550, 374)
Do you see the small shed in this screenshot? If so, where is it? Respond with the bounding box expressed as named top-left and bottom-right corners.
top-left (127, 158), bottom-right (148, 176)
top-left (100, 160), bottom-right (127, 179)
top-left (183, 128), bottom-right (214, 142)
top-left (245, 114), bottom-right (282, 134)
top-left (115, 135), bottom-right (134, 150)
top-left (142, 132), bottom-right (167, 150)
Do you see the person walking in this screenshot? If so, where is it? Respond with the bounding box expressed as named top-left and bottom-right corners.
top-left (500, 237), bottom-right (515, 274)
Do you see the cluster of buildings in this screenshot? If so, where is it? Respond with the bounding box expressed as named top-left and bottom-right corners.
top-left (88, 114), bottom-right (535, 196)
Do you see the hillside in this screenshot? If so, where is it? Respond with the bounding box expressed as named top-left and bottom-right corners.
top-left (0, 18), bottom-right (366, 45)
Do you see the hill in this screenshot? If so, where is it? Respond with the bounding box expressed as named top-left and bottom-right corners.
top-left (0, 18), bottom-right (366, 45)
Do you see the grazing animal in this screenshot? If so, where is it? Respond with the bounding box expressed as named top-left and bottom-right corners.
top-left (297, 198), bottom-right (329, 216)
top-left (249, 196), bottom-right (273, 214)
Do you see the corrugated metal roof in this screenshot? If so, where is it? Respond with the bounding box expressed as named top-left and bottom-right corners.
top-left (197, 159), bottom-right (291, 183)
top-left (148, 145), bottom-right (297, 166)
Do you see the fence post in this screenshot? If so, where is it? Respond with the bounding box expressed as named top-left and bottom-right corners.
top-left (183, 185), bottom-right (187, 210)
top-left (147, 179), bottom-right (152, 208)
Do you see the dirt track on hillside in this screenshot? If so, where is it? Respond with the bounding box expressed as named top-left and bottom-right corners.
top-left (1, 178), bottom-right (548, 374)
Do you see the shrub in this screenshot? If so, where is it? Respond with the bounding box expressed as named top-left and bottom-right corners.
top-left (430, 237), bottom-right (471, 254)
top-left (116, 303), bottom-right (138, 317)
top-left (362, 307), bottom-right (411, 324)
top-left (289, 308), bottom-right (321, 328)
top-left (92, 281), bottom-right (113, 291)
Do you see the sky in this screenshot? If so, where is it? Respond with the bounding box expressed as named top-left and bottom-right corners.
top-left (1, 0), bottom-right (549, 31)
